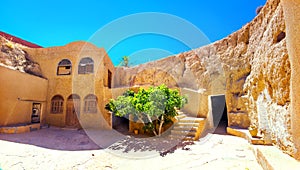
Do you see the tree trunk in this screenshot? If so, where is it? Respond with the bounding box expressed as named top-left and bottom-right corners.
top-left (137, 115), bottom-right (145, 126)
top-left (158, 115), bottom-right (164, 136)
top-left (146, 114), bottom-right (158, 136)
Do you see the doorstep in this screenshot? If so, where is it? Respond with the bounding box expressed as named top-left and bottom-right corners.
top-left (226, 127), bottom-right (275, 145)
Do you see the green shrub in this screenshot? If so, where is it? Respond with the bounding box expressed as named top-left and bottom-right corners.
top-left (106, 84), bottom-right (187, 136)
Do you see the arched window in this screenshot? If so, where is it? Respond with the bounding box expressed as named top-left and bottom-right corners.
top-left (51, 95), bottom-right (64, 113)
top-left (67, 94), bottom-right (80, 101)
top-left (78, 57), bottom-right (94, 74)
top-left (57, 59), bottom-right (72, 75)
top-left (84, 94), bottom-right (97, 113)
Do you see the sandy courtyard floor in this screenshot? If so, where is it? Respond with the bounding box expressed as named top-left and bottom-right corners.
top-left (0, 127), bottom-right (262, 170)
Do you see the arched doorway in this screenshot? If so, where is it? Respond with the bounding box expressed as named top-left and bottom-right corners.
top-left (66, 94), bottom-right (81, 128)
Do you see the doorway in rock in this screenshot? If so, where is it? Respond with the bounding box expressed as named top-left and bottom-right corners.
top-left (112, 114), bottom-right (129, 135)
top-left (210, 95), bottom-right (228, 134)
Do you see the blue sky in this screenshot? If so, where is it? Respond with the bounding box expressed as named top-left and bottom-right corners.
top-left (0, 0), bottom-right (266, 65)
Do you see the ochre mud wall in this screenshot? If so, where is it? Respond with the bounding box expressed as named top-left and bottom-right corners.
top-left (26, 42), bottom-right (115, 129)
top-left (0, 66), bottom-right (48, 126)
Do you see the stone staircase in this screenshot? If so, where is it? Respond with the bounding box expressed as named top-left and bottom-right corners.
top-left (169, 110), bottom-right (206, 141)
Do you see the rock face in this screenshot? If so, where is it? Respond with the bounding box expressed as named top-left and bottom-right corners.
top-left (0, 36), bottom-right (43, 78)
top-left (243, 0), bottom-right (293, 155)
top-left (114, 0), bottom-right (294, 156)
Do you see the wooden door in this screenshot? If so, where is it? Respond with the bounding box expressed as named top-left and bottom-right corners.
top-left (66, 98), bottom-right (80, 128)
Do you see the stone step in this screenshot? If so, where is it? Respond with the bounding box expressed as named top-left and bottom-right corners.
top-left (176, 114), bottom-right (187, 119)
top-left (173, 126), bottom-right (199, 131)
top-left (179, 117), bottom-right (205, 123)
top-left (169, 134), bottom-right (196, 141)
top-left (176, 122), bottom-right (201, 127)
top-left (176, 110), bottom-right (184, 114)
top-left (171, 130), bottom-right (196, 136)
top-left (171, 111), bottom-right (206, 141)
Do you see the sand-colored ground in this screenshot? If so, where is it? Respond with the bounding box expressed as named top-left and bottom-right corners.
top-left (0, 127), bottom-right (262, 170)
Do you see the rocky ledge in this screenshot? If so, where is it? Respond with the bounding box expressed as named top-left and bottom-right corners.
top-left (0, 36), bottom-right (43, 78)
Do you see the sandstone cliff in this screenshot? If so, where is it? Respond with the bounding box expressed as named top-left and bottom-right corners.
top-left (0, 36), bottom-right (43, 78)
top-left (114, 0), bottom-right (294, 156)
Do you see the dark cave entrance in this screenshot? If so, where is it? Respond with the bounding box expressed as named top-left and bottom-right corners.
top-left (210, 95), bottom-right (228, 134)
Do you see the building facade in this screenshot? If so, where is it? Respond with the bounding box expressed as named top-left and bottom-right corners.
top-left (27, 41), bottom-right (115, 129)
top-left (0, 40), bottom-right (115, 130)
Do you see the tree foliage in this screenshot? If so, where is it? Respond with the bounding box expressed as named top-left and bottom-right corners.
top-left (118, 56), bottom-right (130, 67)
top-left (105, 84), bottom-right (187, 136)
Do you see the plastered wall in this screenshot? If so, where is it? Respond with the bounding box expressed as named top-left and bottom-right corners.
top-left (25, 42), bottom-right (114, 129)
top-left (0, 66), bottom-right (48, 126)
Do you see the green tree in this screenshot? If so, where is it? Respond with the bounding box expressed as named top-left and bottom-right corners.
top-left (105, 84), bottom-right (187, 136)
top-left (119, 56), bottom-right (129, 67)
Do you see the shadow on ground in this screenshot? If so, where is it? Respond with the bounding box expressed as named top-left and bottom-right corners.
top-left (0, 121), bottom-right (228, 154)
top-left (0, 127), bottom-right (195, 157)
top-left (0, 127), bottom-right (101, 151)
top-left (108, 134), bottom-right (195, 157)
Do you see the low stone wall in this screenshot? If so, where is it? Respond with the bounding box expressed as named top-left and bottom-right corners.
top-left (0, 123), bottom-right (40, 134)
top-left (181, 88), bottom-right (208, 117)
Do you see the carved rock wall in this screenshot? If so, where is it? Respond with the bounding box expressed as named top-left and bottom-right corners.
top-left (114, 0), bottom-right (294, 156)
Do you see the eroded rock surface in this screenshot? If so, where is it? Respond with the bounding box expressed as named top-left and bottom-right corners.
top-left (0, 36), bottom-right (43, 78)
top-left (114, 0), bottom-right (293, 156)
